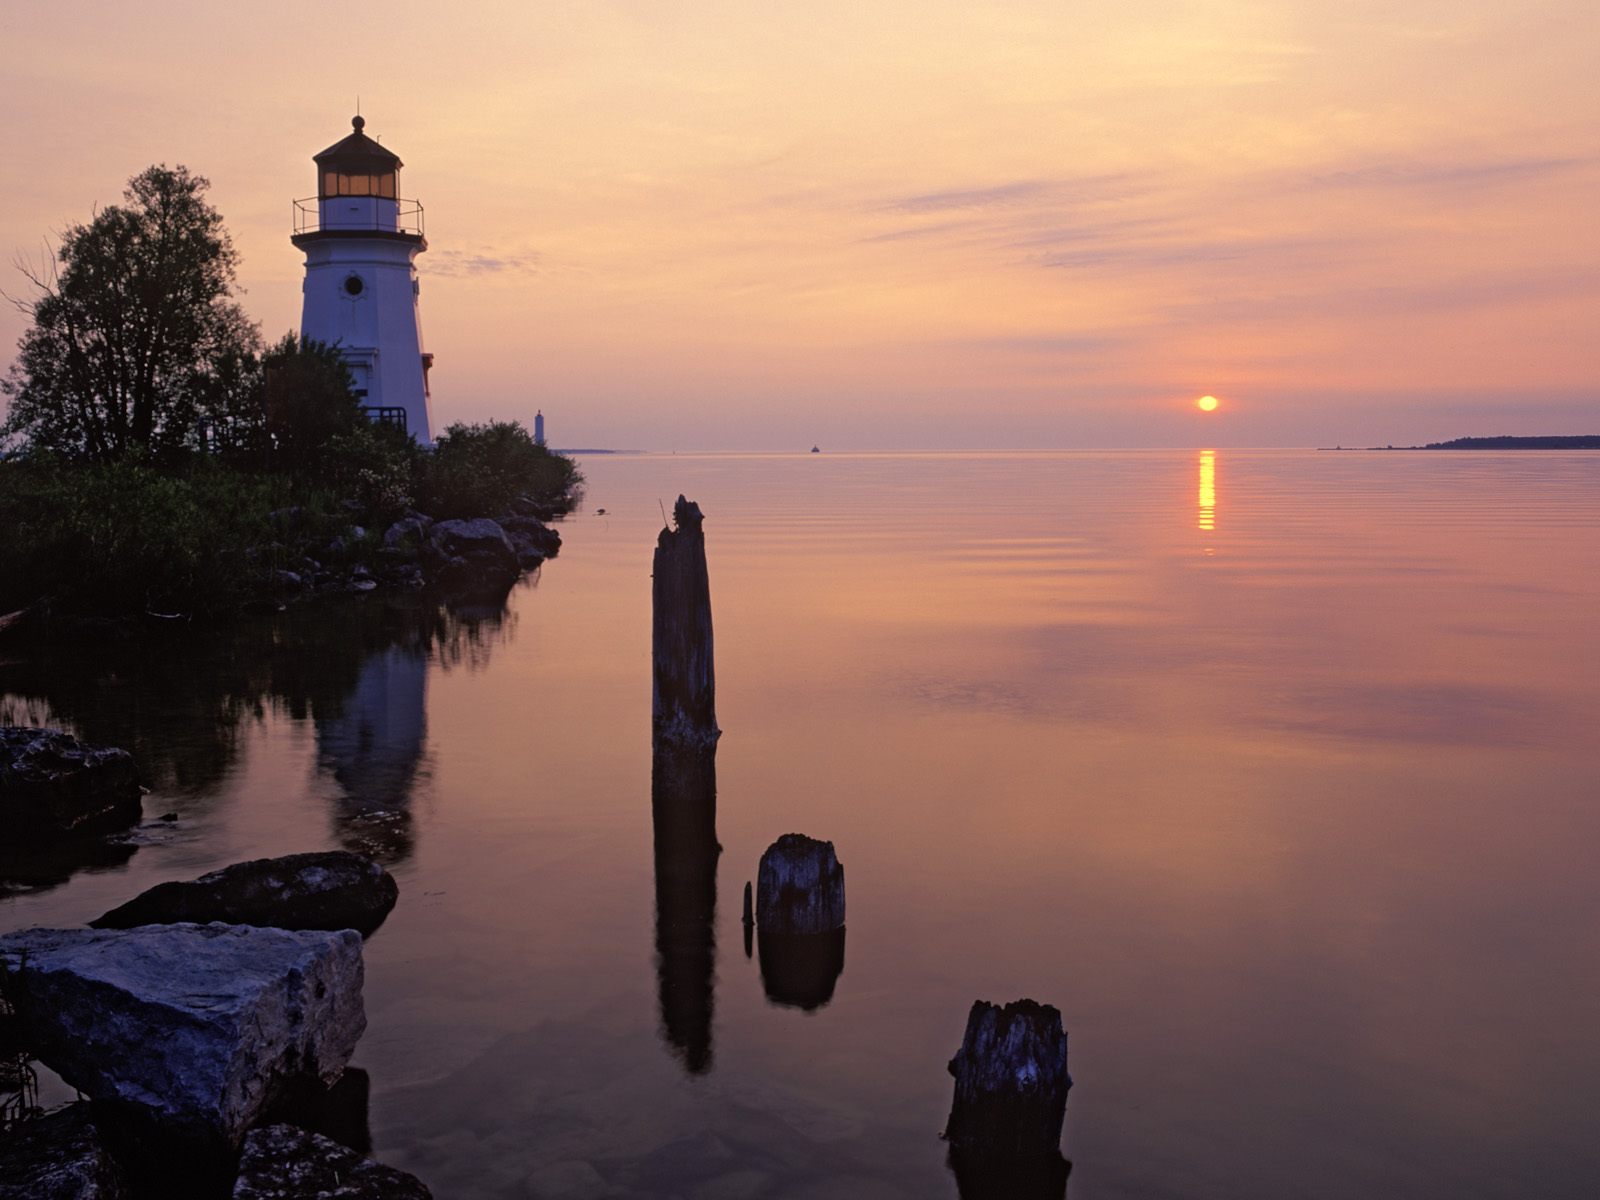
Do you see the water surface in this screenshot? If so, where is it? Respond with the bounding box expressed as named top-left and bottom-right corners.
top-left (5, 450), bottom-right (1598, 1198)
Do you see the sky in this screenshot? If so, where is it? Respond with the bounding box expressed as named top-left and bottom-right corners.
top-left (2, 0), bottom-right (1596, 449)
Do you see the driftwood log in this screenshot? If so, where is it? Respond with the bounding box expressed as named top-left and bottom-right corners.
top-left (652, 496), bottom-right (719, 751)
top-left (755, 834), bottom-right (845, 935)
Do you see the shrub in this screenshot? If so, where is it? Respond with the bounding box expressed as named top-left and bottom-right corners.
top-left (0, 457), bottom-right (293, 616)
top-left (418, 421), bottom-right (582, 520)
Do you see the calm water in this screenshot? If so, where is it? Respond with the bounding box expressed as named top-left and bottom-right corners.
top-left (4, 450), bottom-right (1599, 1199)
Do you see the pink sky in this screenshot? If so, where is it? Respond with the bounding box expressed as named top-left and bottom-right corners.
top-left (4, 1), bottom-right (1596, 449)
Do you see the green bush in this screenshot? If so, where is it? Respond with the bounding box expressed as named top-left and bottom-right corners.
top-left (0, 457), bottom-right (297, 616)
top-left (419, 421), bottom-right (582, 520)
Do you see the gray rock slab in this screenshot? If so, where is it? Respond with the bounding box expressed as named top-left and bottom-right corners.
top-left (0, 924), bottom-right (365, 1146)
top-left (91, 851), bottom-right (399, 937)
top-left (0, 1103), bottom-right (130, 1199)
top-left (232, 1124), bottom-right (432, 1198)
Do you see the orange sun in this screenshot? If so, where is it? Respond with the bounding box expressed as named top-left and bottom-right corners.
top-left (1196, 394), bottom-right (1220, 412)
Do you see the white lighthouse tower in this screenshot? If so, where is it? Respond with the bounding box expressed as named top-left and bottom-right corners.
top-left (292, 115), bottom-right (433, 444)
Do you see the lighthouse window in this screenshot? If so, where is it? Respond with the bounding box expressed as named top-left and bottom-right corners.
top-left (343, 275), bottom-right (365, 297)
top-left (322, 170), bottom-right (398, 199)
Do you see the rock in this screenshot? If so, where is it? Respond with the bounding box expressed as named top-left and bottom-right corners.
top-left (500, 514), bottom-right (562, 557)
top-left (756, 834), bottom-right (845, 935)
top-left (506, 532), bottom-right (550, 569)
top-left (323, 526), bottom-right (369, 561)
top-left (232, 1124), bottom-right (432, 1199)
top-left (944, 999), bottom-right (1071, 1161)
top-left (382, 514), bottom-right (432, 549)
top-left (271, 569), bottom-right (303, 591)
top-left (0, 924), bottom-right (366, 1146)
top-left (0, 1103), bottom-right (130, 1200)
top-left (0, 728), bottom-right (141, 844)
top-left (90, 851), bottom-right (399, 937)
top-left (424, 518), bottom-right (520, 592)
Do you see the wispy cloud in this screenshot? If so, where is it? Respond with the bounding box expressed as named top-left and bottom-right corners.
top-left (429, 248), bottom-right (542, 277)
top-left (888, 180), bottom-right (1055, 213)
top-left (881, 172), bottom-right (1146, 215)
top-left (1313, 155), bottom-right (1594, 191)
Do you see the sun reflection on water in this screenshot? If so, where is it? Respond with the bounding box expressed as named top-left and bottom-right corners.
top-left (1198, 449), bottom-right (1216, 533)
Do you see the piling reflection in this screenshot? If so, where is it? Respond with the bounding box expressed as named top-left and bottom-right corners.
top-left (1198, 449), bottom-right (1216, 532)
top-left (650, 743), bottom-right (719, 1074)
top-left (948, 1148), bottom-right (1070, 1200)
top-left (757, 927), bottom-right (846, 1011)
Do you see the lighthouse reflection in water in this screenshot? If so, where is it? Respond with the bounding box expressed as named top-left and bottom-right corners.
top-left (315, 643), bottom-right (428, 863)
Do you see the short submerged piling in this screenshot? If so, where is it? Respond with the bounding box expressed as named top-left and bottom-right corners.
top-left (755, 835), bottom-right (847, 1009)
top-left (943, 998), bottom-right (1072, 1197)
top-left (755, 834), bottom-right (844, 936)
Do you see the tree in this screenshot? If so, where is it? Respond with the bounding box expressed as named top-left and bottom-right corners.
top-left (261, 331), bottom-right (364, 464)
top-left (2, 164), bottom-right (260, 460)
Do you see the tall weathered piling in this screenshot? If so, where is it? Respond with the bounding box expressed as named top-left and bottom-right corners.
top-left (944, 999), bottom-right (1071, 1173)
top-left (652, 496), bottom-right (719, 751)
top-left (650, 498), bottom-right (720, 1072)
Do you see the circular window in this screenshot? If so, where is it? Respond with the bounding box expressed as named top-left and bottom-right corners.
top-left (343, 275), bottom-right (365, 297)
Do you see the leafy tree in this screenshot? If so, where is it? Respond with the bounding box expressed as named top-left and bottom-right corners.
top-left (261, 331), bottom-right (365, 465)
top-left (2, 165), bottom-right (259, 460)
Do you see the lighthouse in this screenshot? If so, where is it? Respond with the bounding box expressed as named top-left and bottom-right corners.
top-left (292, 115), bottom-right (433, 444)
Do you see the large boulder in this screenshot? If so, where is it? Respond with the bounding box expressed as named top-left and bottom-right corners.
top-left (0, 924), bottom-right (365, 1146)
top-left (232, 1124), bottom-right (432, 1199)
top-left (0, 1104), bottom-right (130, 1199)
top-left (423, 518), bottom-right (519, 591)
top-left (0, 728), bottom-right (141, 843)
top-left (90, 852), bottom-right (399, 937)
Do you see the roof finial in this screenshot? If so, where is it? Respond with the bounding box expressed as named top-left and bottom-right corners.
top-left (352, 114), bottom-right (365, 133)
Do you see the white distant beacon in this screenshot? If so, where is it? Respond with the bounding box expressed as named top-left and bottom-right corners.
top-left (292, 115), bottom-right (434, 445)
top-left (535, 410), bottom-right (546, 447)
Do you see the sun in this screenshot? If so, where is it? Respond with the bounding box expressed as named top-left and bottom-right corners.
top-left (1196, 394), bottom-right (1220, 412)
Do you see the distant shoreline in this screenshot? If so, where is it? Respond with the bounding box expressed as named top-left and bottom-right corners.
top-left (1321, 435), bottom-right (1600, 451)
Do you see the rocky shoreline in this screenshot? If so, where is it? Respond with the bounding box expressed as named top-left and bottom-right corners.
top-left (248, 501), bottom-right (564, 609)
top-left (0, 850), bottom-right (425, 1198)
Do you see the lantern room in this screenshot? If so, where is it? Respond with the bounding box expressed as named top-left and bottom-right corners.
top-left (296, 115), bottom-right (424, 238)
top-left (317, 115), bottom-right (399, 197)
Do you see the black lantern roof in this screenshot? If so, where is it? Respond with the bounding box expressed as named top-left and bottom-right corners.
top-left (313, 116), bottom-right (403, 172)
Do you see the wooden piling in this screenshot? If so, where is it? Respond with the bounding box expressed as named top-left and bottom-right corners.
top-left (652, 496), bottom-right (719, 751)
top-left (756, 834), bottom-right (845, 935)
top-left (944, 999), bottom-right (1071, 1160)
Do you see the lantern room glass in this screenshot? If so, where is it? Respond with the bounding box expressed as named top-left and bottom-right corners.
top-left (321, 170), bottom-right (397, 199)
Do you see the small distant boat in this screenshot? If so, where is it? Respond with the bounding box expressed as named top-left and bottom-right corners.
top-left (810, 445), bottom-right (820, 454)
